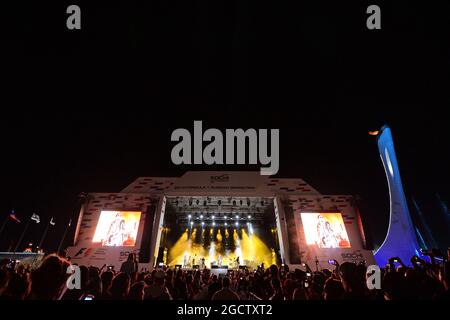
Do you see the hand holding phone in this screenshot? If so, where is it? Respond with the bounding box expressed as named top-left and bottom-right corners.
top-left (389, 257), bottom-right (401, 264)
top-left (302, 262), bottom-right (312, 273)
top-left (328, 259), bottom-right (339, 268)
top-left (304, 279), bottom-right (309, 288)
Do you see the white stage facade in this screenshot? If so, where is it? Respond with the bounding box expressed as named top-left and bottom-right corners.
top-left (67, 171), bottom-right (375, 270)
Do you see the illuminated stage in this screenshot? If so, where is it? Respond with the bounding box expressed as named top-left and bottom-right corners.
top-left (158, 196), bottom-right (280, 269)
top-left (67, 171), bottom-right (376, 270)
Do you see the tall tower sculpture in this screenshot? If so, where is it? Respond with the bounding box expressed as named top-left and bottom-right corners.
top-left (373, 125), bottom-right (420, 266)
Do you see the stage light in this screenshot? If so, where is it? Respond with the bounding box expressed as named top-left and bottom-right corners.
top-left (190, 228), bottom-right (197, 240)
top-left (224, 215), bottom-right (227, 219)
top-left (224, 222), bottom-right (228, 226)
top-left (188, 214), bottom-right (192, 219)
top-left (212, 215), bottom-right (215, 219)
top-left (248, 215), bottom-right (251, 219)
top-left (236, 215), bottom-right (239, 219)
top-left (235, 222), bottom-right (239, 226)
top-left (201, 222), bottom-right (205, 226)
top-left (216, 229), bottom-right (222, 242)
top-left (212, 222), bottom-right (216, 227)
top-left (209, 241), bottom-right (216, 261)
top-left (190, 221), bottom-right (194, 226)
top-left (233, 229), bottom-right (239, 241)
top-left (200, 215), bottom-right (203, 219)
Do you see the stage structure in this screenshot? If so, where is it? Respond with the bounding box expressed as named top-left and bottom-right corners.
top-left (373, 126), bottom-right (421, 265)
top-left (67, 171), bottom-right (376, 270)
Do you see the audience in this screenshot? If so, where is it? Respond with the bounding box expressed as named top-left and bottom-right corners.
top-left (100, 270), bottom-right (114, 300)
top-left (173, 269), bottom-right (188, 300)
top-left (339, 262), bottom-right (366, 299)
top-left (0, 272), bottom-right (30, 300)
top-left (128, 281), bottom-right (146, 300)
top-left (120, 253), bottom-right (138, 275)
top-left (438, 261), bottom-right (450, 299)
top-left (0, 269), bottom-right (9, 297)
top-left (212, 277), bottom-right (240, 300)
top-left (323, 278), bottom-right (344, 300)
top-left (207, 274), bottom-right (221, 300)
top-left (28, 254), bottom-right (70, 300)
top-left (268, 278), bottom-right (283, 300)
top-left (109, 272), bottom-right (130, 300)
top-left (144, 270), bottom-right (172, 300)
top-left (1, 251), bottom-right (449, 300)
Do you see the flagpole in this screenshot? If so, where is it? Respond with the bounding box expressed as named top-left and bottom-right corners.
top-left (38, 220), bottom-right (51, 251)
top-left (0, 216), bottom-right (8, 238)
top-left (14, 219), bottom-right (31, 253)
top-left (57, 219), bottom-right (71, 255)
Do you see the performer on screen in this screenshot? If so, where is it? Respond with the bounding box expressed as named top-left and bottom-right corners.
top-left (105, 212), bottom-right (126, 246)
top-left (316, 215), bottom-right (338, 248)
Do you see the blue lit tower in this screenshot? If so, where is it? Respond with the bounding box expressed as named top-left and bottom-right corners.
top-left (373, 125), bottom-right (420, 266)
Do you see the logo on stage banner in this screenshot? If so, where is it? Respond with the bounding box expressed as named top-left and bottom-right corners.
top-left (210, 174), bottom-right (230, 183)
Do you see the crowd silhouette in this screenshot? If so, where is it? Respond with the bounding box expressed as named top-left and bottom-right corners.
top-left (0, 251), bottom-right (449, 300)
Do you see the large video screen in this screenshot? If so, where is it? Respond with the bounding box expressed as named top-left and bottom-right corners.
top-left (92, 211), bottom-right (141, 247)
top-left (300, 212), bottom-right (351, 248)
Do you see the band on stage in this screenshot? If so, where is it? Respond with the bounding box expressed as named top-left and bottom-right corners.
top-left (182, 253), bottom-right (242, 269)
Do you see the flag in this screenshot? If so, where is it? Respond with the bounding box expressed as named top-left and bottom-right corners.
top-left (31, 213), bottom-right (40, 224)
top-left (9, 210), bottom-right (21, 223)
top-left (50, 217), bottom-right (55, 226)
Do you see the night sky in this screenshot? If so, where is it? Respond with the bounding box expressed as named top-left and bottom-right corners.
top-left (2, 1), bottom-right (449, 252)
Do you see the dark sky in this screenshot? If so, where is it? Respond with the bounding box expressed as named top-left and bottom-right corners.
top-left (2, 1), bottom-right (449, 252)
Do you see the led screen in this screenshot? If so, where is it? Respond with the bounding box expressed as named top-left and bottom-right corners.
top-left (92, 211), bottom-right (141, 247)
top-left (300, 212), bottom-right (351, 248)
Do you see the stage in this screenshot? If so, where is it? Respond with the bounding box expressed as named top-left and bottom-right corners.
top-left (157, 195), bottom-right (280, 271)
top-left (66, 171), bottom-right (376, 270)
